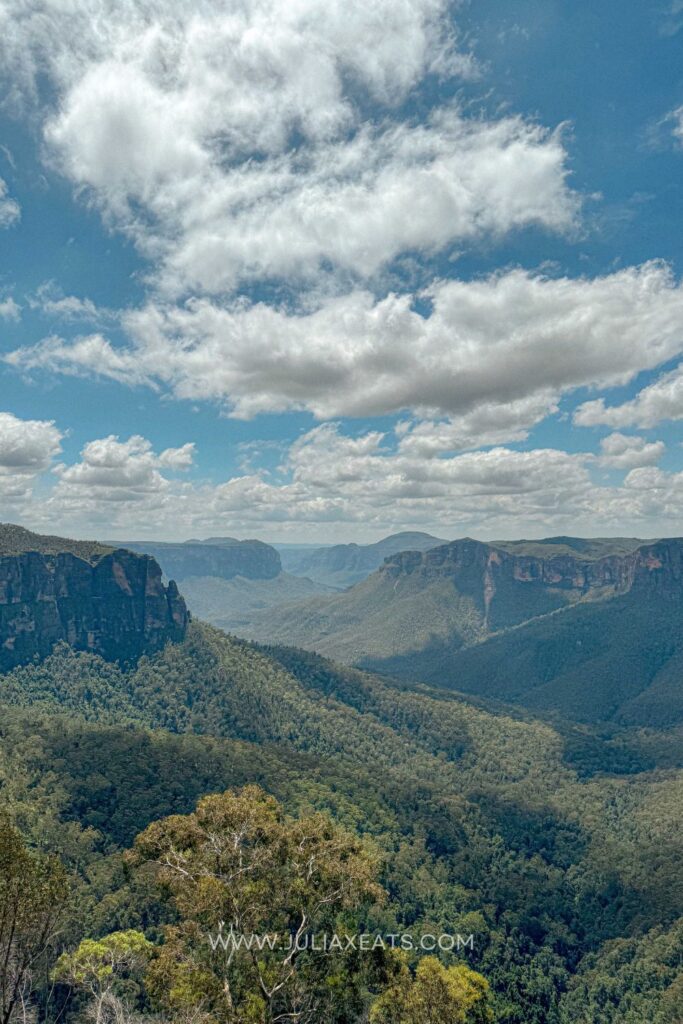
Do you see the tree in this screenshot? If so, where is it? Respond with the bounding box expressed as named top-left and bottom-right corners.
top-left (0, 813), bottom-right (68, 1024)
top-left (52, 931), bottom-right (153, 1024)
top-left (370, 956), bottom-right (494, 1024)
top-left (128, 785), bottom-right (384, 1024)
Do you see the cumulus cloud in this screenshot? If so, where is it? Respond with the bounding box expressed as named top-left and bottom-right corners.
top-left (10, 261), bottom-right (683, 422)
top-left (7, 334), bottom-right (152, 386)
top-left (52, 435), bottom-right (194, 508)
top-left (5, 418), bottom-right (679, 540)
top-left (597, 432), bottom-right (665, 469)
top-left (0, 411), bottom-right (63, 502)
top-left (0, 0), bottom-right (578, 295)
top-left (0, 178), bottom-right (20, 227)
top-left (574, 362), bottom-right (683, 429)
top-left (158, 442), bottom-right (196, 470)
top-left (395, 394), bottom-right (559, 456)
top-left (0, 411), bottom-right (62, 471)
top-left (30, 283), bottom-right (108, 324)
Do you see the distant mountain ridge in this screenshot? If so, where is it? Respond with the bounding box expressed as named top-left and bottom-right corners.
top-left (120, 537), bottom-right (281, 581)
top-left (238, 534), bottom-right (683, 726)
top-left (0, 524), bottom-right (189, 670)
top-left (279, 530), bottom-right (448, 588)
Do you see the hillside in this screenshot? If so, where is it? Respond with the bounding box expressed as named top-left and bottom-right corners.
top-left (1, 622), bottom-right (682, 1023)
top-left (178, 571), bottom-right (334, 632)
top-left (241, 535), bottom-right (683, 726)
top-left (0, 522), bottom-right (113, 561)
top-left (0, 524), bottom-right (189, 669)
top-left (376, 584), bottom-right (683, 728)
top-left (278, 530), bottom-right (448, 588)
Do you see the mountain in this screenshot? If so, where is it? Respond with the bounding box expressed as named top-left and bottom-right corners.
top-left (278, 530), bottom-right (448, 588)
top-left (239, 535), bottom-right (683, 726)
top-left (0, 524), bottom-right (188, 670)
top-left (121, 537), bottom-right (281, 581)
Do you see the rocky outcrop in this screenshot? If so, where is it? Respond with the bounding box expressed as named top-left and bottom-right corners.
top-left (0, 526), bottom-right (189, 671)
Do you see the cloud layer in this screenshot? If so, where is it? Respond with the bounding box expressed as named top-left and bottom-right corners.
top-left (0, 410), bottom-right (677, 542)
top-left (0, 0), bottom-right (579, 296)
top-left (1, 1), bottom-right (682, 541)
top-left (10, 262), bottom-right (683, 423)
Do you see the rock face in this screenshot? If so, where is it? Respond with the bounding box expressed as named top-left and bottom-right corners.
top-left (381, 536), bottom-right (683, 629)
top-left (0, 525), bottom-right (189, 671)
top-left (244, 534), bottom-right (683, 667)
top-left (121, 538), bottom-right (281, 581)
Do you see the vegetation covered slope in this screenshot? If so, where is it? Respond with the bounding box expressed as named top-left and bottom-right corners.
top-left (0, 522), bottom-right (113, 562)
top-left (179, 571), bottom-right (334, 633)
top-left (363, 585), bottom-right (683, 728)
top-left (242, 536), bottom-right (683, 727)
top-left (1, 621), bottom-right (682, 1022)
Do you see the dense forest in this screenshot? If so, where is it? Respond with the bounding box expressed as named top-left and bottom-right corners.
top-left (1, 622), bottom-right (681, 1022)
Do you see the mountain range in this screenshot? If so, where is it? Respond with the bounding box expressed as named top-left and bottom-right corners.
top-left (238, 534), bottom-right (683, 727)
top-left (120, 536), bottom-right (282, 580)
top-left (119, 531), bottom-right (448, 633)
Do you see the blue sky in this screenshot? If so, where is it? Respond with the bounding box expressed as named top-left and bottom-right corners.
top-left (1, 0), bottom-right (683, 542)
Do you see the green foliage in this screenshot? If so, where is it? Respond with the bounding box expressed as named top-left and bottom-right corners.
top-left (0, 622), bottom-right (681, 1023)
top-left (367, 590), bottom-right (683, 729)
top-left (0, 813), bottom-right (69, 1024)
top-left (53, 930), bottom-right (153, 991)
top-left (370, 955), bottom-right (494, 1024)
top-left (0, 523), bottom-right (112, 561)
top-left (132, 786), bottom-right (384, 1024)
top-left (559, 919), bottom-right (683, 1023)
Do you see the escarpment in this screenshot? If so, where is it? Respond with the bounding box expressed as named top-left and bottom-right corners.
top-left (0, 524), bottom-right (189, 670)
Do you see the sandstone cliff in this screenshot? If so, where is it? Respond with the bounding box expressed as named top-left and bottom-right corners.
top-left (0, 524), bottom-right (189, 670)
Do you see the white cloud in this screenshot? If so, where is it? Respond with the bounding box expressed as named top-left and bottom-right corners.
top-left (0, 0), bottom-right (579, 295)
top-left (395, 394), bottom-right (559, 456)
top-left (672, 105), bottom-right (683, 145)
top-left (5, 418), bottom-right (682, 541)
top-left (0, 297), bottom-right (20, 321)
top-left (0, 178), bottom-right (20, 227)
top-left (8, 333), bottom-right (151, 386)
top-left (2, 0), bottom-right (466, 144)
top-left (574, 362), bottom-right (683, 429)
top-left (597, 432), bottom-right (665, 470)
top-left (0, 411), bottom-right (63, 502)
top-left (0, 411), bottom-right (62, 471)
top-left (158, 442), bottom-right (195, 470)
top-left (10, 261), bottom-right (683, 423)
top-left (136, 113), bottom-right (578, 295)
top-left (31, 283), bottom-right (107, 323)
top-left (52, 434), bottom-right (190, 505)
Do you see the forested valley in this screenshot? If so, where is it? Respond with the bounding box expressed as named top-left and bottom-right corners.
top-left (1, 622), bottom-right (681, 1023)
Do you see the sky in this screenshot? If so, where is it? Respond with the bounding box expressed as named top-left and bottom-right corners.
top-left (1, 0), bottom-right (683, 543)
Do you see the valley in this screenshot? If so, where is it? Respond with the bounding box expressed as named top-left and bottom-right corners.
top-left (0, 524), bottom-right (681, 1022)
